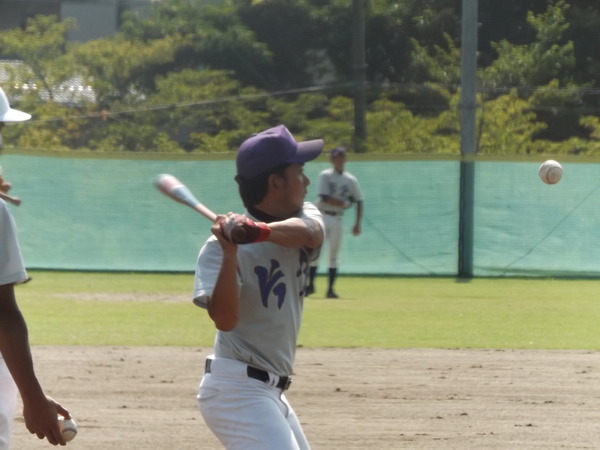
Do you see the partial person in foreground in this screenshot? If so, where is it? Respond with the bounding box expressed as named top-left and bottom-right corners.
top-left (306, 146), bottom-right (364, 298)
top-left (0, 87), bottom-right (70, 449)
top-left (193, 124), bottom-right (324, 449)
top-left (0, 88), bottom-right (29, 206)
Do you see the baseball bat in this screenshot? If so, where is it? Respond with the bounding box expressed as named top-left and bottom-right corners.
top-left (154, 173), bottom-right (217, 222)
top-left (153, 173), bottom-right (246, 242)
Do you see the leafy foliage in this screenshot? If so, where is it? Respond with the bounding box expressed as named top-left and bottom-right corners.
top-left (0, 1), bottom-right (599, 154)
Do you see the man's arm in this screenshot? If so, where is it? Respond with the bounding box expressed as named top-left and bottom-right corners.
top-left (223, 214), bottom-right (324, 249)
top-left (266, 217), bottom-right (324, 249)
top-left (350, 174), bottom-right (364, 236)
top-left (206, 214), bottom-right (324, 330)
top-left (0, 191), bottom-right (21, 206)
top-left (353, 201), bottom-right (363, 236)
top-left (0, 283), bottom-right (69, 446)
top-left (205, 217), bottom-right (240, 332)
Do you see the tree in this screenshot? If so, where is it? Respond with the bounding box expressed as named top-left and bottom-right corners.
top-left (481, 1), bottom-right (574, 90)
top-left (119, 0), bottom-right (274, 89)
top-left (72, 36), bottom-right (179, 108)
top-left (477, 90), bottom-right (546, 154)
top-left (0, 15), bottom-right (76, 102)
top-left (481, 1), bottom-right (582, 141)
top-left (2, 1), bottom-right (600, 154)
top-left (0, 15), bottom-right (94, 150)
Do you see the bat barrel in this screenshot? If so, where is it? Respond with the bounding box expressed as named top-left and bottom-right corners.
top-left (154, 173), bottom-right (183, 192)
top-left (154, 173), bottom-right (217, 222)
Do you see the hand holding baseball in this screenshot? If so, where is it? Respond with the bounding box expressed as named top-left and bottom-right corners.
top-left (59, 416), bottom-right (78, 442)
top-left (22, 395), bottom-right (70, 446)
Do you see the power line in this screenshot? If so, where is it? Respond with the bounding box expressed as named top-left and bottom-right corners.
top-left (23, 80), bottom-right (600, 124)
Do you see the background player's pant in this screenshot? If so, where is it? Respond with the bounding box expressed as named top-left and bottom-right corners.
top-left (310, 213), bottom-right (343, 270)
top-left (0, 358), bottom-right (18, 450)
top-left (197, 357), bottom-right (310, 450)
top-left (324, 214), bottom-right (343, 268)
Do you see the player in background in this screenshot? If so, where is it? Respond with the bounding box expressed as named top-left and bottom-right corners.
top-left (193, 125), bottom-right (324, 449)
top-left (306, 146), bottom-right (364, 298)
top-left (0, 86), bottom-right (70, 448)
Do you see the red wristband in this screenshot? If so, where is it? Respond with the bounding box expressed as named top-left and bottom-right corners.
top-left (249, 220), bottom-right (271, 243)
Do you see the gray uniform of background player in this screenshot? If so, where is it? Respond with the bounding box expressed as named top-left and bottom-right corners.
top-left (307, 147), bottom-right (364, 298)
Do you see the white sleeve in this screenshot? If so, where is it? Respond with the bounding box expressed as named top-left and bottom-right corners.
top-left (301, 202), bottom-right (324, 229)
top-left (0, 201), bottom-right (28, 286)
top-left (192, 237), bottom-right (223, 308)
top-left (300, 202), bottom-right (325, 261)
top-left (349, 174), bottom-right (364, 202)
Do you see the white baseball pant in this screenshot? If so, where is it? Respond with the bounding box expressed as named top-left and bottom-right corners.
top-left (0, 358), bottom-right (18, 450)
top-left (322, 213), bottom-right (343, 268)
top-left (197, 357), bottom-right (310, 450)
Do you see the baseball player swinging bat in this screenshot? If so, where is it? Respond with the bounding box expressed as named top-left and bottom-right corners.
top-left (153, 174), bottom-right (271, 244)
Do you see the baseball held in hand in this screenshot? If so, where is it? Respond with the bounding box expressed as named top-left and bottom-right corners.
top-left (538, 160), bottom-right (563, 185)
top-left (59, 416), bottom-right (77, 442)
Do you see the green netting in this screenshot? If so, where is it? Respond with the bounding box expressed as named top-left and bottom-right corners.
top-left (1, 153), bottom-right (597, 277)
top-left (473, 161), bottom-right (600, 277)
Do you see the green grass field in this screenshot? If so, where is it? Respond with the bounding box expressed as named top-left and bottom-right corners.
top-left (16, 271), bottom-right (600, 350)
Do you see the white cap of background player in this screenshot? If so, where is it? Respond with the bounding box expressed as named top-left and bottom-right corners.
top-left (0, 87), bottom-right (32, 122)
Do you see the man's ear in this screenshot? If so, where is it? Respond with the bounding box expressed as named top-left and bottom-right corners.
top-left (268, 173), bottom-right (285, 192)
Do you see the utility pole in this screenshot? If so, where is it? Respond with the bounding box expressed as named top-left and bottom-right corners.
top-left (458, 0), bottom-right (478, 277)
top-left (352, 0), bottom-right (367, 152)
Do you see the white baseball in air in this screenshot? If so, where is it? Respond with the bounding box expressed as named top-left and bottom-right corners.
top-left (59, 416), bottom-right (78, 442)
top-left (538, 160), bottom-right (563, 185)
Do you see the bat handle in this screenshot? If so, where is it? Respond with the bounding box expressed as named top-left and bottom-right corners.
top-left (220, 214), bottom-right (250, 243)
top-left (194, 204), bottom-right (217, 222)
top-left (230, 226), bottom-right (247, 243)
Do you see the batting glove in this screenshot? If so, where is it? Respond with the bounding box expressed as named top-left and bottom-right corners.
top-left (222, 215), bottom-right (271, 244)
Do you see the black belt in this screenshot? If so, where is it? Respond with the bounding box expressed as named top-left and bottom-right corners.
top-left (323, 211), bottom-right (342, 216)
top-left (205, 359), bottom-right (292, 391)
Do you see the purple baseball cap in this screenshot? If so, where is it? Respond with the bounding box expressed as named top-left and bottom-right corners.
top-left (330, 146), bottom-right (347, 157)
top-left (236, 125), bottom-right (323, 179)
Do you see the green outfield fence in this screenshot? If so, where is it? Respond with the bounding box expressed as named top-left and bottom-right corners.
top-left (2, 151), bottom-right (599, 277)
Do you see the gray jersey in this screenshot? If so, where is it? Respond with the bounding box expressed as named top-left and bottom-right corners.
top-left (193, 202), bottom-right (323, 376)
top-left (316, 168), bottom-right (364, 214)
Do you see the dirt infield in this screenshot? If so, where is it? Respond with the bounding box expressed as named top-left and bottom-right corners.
top-left (11, 346), bottom-right (600, 449)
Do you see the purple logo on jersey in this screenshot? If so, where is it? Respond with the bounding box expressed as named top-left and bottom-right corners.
top-left (328, 182), bottom-right (350, 200)
top-left (327, 182), bottom-right (336, 196)
top-left (254, 259), bottom-right (286, 309)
